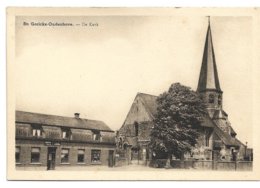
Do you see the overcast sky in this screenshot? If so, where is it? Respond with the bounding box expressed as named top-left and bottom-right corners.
top-left (15, 16), bottom-right (252, 146)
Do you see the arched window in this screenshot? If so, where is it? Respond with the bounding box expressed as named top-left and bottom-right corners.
top-left (134, 122), bottom-right (139, 136)
top-left (208, 94), bottom-right (214, 104)
top-left (218, 95), bottom-right (222, 105)
top-left (119, 137), bottom-right (123, 148)
top-left (205, 130), bottom-right (211, 147)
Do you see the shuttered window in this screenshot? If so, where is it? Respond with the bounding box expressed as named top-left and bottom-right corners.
top-left (77, 149), bottom-right (85, 163)
top-left (61, 148), bottom-right (69, 163)
top-left (92, 131), bottom-right (101, 141)
top-left (32, 125), bottom-right (42, 137)
top-left (62, 128), bottom-right (71, 139)
top-left (31, 147), bottom-right (40, 163)
top-left (15, 146), bottom-right (21, 163)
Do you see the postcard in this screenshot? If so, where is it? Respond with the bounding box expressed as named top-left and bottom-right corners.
top-left (7, 7), bottom-right (260, 180)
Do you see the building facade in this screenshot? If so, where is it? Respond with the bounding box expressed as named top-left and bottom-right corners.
top-left (116, 21), bottom-right (252, 166)
top-left (15, 111), bottom-right (116, 170)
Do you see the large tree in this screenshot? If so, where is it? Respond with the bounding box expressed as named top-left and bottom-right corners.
top-left (150, 83), bottom-right (207, 160)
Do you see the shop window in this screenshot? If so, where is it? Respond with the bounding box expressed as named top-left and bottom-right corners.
top-left (208, 94), bottom-right (214, 104)
top-left (61, 148), bottom-right (69, 163)
top-left (62, 128), bottom-right (71, 139)
top-left (77, 149), bottom-right (85, 163)
top-left (15, 146), bottom-right (21, 163)
top-left (91, 150), bottom-right (101, 163)
top-left (32, 125), bottom-right (42, 137)
top-left (31, 147), bottom-right (40, 163)
top-left (92, 130), bottom-right (101, 141)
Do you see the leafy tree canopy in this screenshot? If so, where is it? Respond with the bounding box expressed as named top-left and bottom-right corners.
top-left (150, 83), bottom-right (207, 159)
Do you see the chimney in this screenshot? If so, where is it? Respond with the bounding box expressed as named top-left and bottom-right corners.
top-left (74, 113), bottom-right (80, 118)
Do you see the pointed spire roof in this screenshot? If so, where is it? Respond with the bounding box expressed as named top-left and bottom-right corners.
top-left (197, 18), bottom-right (222, 93)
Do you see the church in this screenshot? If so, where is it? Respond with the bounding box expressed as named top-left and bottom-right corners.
top-left (116, 20), bottom-right (252, 167)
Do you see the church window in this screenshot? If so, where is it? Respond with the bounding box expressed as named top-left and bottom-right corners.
top-left (119, 137), bottom-right (123, 148)
top-left (218, 95), bottom-right (222, 105)
top-left (205, 129), bottom-right (211, 147)
top-left (134, 122), bottom-right (139, 136)
top-left (205, 133), bottom-right (210, 147)
top-left (208, 94), bottom-right (214, 104)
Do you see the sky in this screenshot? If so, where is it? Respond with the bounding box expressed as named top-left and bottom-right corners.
top-left (15, 16), bottom-right (253, 146)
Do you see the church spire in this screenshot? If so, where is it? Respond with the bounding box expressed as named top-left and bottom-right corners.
top-left (197, 18), bottom-right (223, 117)
top-left (197, 18), bottom-right (222, 93)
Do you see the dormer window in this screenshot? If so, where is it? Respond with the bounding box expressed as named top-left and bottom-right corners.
top-left (93, 130), bottom-right (101, 141)
top-left (208, 94), bottom-right (214, 104)
top-left (62, 128), bottom-right (71, 139)
top-left (32, 125), bottom-right (42, 137)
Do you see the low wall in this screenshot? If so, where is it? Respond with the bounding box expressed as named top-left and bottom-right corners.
top-left (150, 159), bottom-right (252, 171)
top-left (170, 160), bottom-right (212, 170)
top-left (115, 157), bottom-right (128, 167)
top-left (193, 160), bottom-right (212, 170)
top-left (237, 161), bottom-right (253, 171)
top-left (216, 161), bottom-right (236, 171)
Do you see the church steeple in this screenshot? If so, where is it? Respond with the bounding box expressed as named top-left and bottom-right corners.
top-left (197, 18), bottom-right (223, 117)
top-left (197, 18), bottom-right (221, 93)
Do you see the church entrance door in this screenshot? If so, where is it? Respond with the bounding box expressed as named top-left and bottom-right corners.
top-left (131, 148), bottom-right (139, 164)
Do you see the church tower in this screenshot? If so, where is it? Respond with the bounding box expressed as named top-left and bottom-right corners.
top-left (197, 18), bottom-right (223, 118)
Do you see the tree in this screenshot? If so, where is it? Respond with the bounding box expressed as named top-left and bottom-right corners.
top-left (150, 83), bottom-right (207, 162)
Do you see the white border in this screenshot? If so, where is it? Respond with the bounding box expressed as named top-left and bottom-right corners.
top-left (2, 0), bottom-right (260, 188)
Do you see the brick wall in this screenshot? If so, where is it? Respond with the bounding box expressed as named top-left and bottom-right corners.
top-left (16, 139), bottom-right (115, 169)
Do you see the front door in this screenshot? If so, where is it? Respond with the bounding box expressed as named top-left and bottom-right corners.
top-left (108, 150), bottom-right (114, 167)
top-left (47, 147), bottom-right (56, 170)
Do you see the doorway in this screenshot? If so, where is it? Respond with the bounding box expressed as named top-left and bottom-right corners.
top-left (47, 147), bottom-right (56, 170)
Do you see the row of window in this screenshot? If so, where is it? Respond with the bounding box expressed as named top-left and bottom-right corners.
top-left (31, 126), bottom-right (102, 141)
top-left (15, 147), bottom-right (102, 164)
